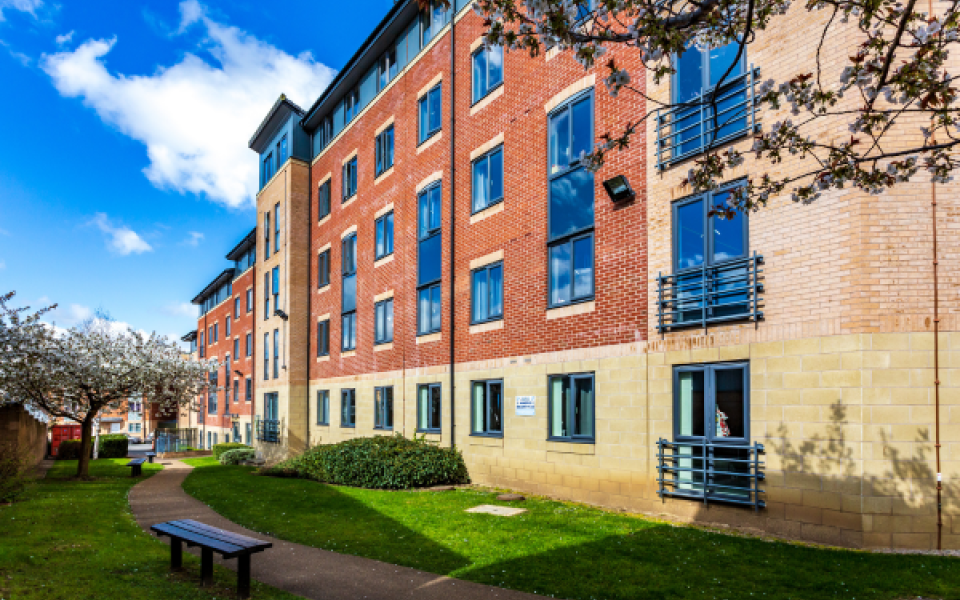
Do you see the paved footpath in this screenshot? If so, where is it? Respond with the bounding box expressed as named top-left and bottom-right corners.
top-left (129, 460), bottom-right (540, 600)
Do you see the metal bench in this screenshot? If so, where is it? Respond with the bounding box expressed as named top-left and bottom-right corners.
top-left (145, 452), bottom-right (157, 464)
top-left (150, 519), bottom-right (272, 599)
top-left (126, 458), bottom-right (146, 476)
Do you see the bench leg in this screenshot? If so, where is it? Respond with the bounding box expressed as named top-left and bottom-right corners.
top-left (237, 554), bottom-right (251, 599)
top-left (170, 539), bottom-right (183, 571)
top-left (200, 548), bottom-right (213, 587)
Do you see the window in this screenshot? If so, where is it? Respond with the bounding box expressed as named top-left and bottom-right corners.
top-left (471, 262), bottom-right (503, 324)
top-left (245, 377), bottom-right (252, 402)
top-left (420, 0), bottom-right (447, 45)
top-left (274, 203), bottom-right (280, 252)
top-left (233, 338), bottom-right (239, 358)
top-left (318, 249), bottom-right (331, 287)
top-left (471, 380), bottom-right (503, 436)
top-left (263, 272), bottom-right (270, 320)
top-left (342, 156), bottom-right (358, 201)
top-left (318, 180), bottom-right (331, 219)
top-left (378, 47), bottom-right (398, 91)
top-left (263, 333), bottom-right (269, 379)
top-left (225, 370), bottom-right (231, 403)
top-left (673, 41), bottom-right (748, 158)
top-left (198, 331), bottom-right (204, 357)
top-left (417, 184), bottom-right (442, 335)
top-left (233, 379), bottom-right (239, 404)
top-left (213, 323), bottom-right (219, 343)
top-left (375, 126), bottom-right (394, 177)
top-left (548, 92), bottom-right (595, 308)
top-left (472, 146), bottom-right (504, 213)
top-left (341, 389), bottom-right (356, 428)
top-left (472, 45), bottom-right (503, 103)
top-left (246, 288), bottom-right (253, 312)
top-left (245, 333), bottom-right (252, 357)
top-left (245, 422), bottom-right (252, 444)
top-left (263, 152), bottom-right (274, 183)
top-left (317, 319), bottom-right (330, 357)
top-left (374, 299), bottom-right (393, 345)
top-left (317, 390), bottom-right (330, 425)
top-left (417, 383), bottom-right (442, 432)
top-left (344, 88), bottom-right (360, 123)
top-left (279, 135), bottom-right (288, 165)
top-left (374, 387), bottom-right (393, 430)
top-left (375, 211), bottom-right (394, 260)
top-left (225, 316), bottom-right (231, 337)
top-left (341, 234), bottom-right (357, 351)
top-left (208, 326), bottom-right (213, 344)
top-left (271, 266), bottom-right (280, 314)
top-left (273, 328), bottom-right (279, 379)
top-left (418, 84), bottom-right (442, 144)
top-left (548, 373), bottom-right (595, 442)
top-left (208, 370), bottom-right (219, 414)
top-left (264, 211), bottom-right (271, 260)
top-left (234, 297), bottom-right (240, 319)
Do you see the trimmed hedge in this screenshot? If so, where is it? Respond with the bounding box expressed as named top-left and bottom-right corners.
top-left (219, 448), bottom-right (256, 465)
top-left (97, 434), bottom-right (129, 459)
top-left (212, 443), bottom-right (251, 460)
top-left (264, 434), bottom-right (469, 490)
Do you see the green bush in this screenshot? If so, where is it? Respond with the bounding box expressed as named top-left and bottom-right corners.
top-left (97, 434), bottom-right (129, 459)
top-left (212, 442), bottom-right (250, 460)
top-left (0, 442), bottom-right (32, 503)
top-left (265, 434), bottom-right (470, 490)
top-left (56, 440), bottom-right (89, 460)
top-left (219, 448), bottom-right (256, 465)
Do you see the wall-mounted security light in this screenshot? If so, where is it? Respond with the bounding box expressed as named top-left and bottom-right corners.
top-left (274, 309), bottom-right (289, 321)
top-left (234, 369), bottom-right (244, 377)
top-left (602, 175), bottom-right (635, 203)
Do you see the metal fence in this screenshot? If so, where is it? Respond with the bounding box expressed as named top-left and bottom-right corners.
top-left (256, 419), bottom-right (280, 443)
top-left (656, 438), bottom-right (766, 510)
top-left (156, 428), bottom-right (198, 453)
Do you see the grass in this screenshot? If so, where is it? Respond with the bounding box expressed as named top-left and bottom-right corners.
top-left (0, 458), bottom-right (300, 600)
top-left (181, 458), bottom-right (960, 600)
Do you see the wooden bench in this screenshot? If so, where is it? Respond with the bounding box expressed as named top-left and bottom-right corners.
top-left (151, 519), bottom-right (272, 599)
top-left (126, 458), bottom-right (146, 476)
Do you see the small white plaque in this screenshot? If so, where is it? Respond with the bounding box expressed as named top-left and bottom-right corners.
top-left (515, 396), bottom-right (536, 416)
top-left (466, 504), bottom-right (527, 517)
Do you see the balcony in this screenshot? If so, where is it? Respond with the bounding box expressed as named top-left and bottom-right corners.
top-left (656, 438), bottom-right (766, 510)
top-left (256, 419), bottom-right (280, 443)
top-left (656, 254), bottom-right (764, 333)
top-left (655, 67), bottom-right (760, 170)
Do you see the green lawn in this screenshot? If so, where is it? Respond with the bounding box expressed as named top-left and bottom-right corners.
top-left (0, 459), bottom-right (300, 600)
top-left (181, 458), bottom-right (960, 600)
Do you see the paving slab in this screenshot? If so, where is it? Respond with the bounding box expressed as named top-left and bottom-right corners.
top-left (128, 460), bottom-right (541, 600)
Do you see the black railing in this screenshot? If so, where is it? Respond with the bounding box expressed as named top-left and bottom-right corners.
top-left (256, 419), bottom-right (280, 443)
top-left (655, 67), bottom-right (760, 170)
top-left (656, 253), bottom-right (764, 333)
top-left (656, 438), bottom-right (766, 510)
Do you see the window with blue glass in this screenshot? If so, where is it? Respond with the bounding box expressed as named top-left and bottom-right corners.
top-left (318, 180), bottom-right (331, 219)
top-left (472, 45), bottom-right (503, 104)
top-left (263, 152), bottom-right (274, 183)
top-left (378, 47), bottom-right (398, 91)
top-left (548, 373), bottom-right (594, 442)
top-left (274, 203), bottom-right (280, 252)
top-left (233, 337), bottom-right (238, 359)
top-left (672, 42), bottom-right (748, 159)
top-left (263, 332), bottom-right (269, 379)
top-left (341, 389), bottom-right (356, 428)
top-left (375, 211), bottom-right (394, 260)
top-left (318, 248), bottom-right (331, 288)
top-left (342, 233), bottom-right (357, 351)
top-left (225, 316), bottom-right (231, 337)
top-left (263, 272), bottom-right (270, 320)
top-left (245, 377), bottom-right (252, 402)
top-left (278, 135), bottom-right (288, 165)
top-left (417, 184), bottom-right (442, 335)
top-left (246, 333), bottom-right (252, 357)
top-left (420, 0), bottom-right (447, 45)
top-left (418, 84), bottom-right (442, 144)
top-left (342, 156), bottom-right (358, 201)
top-left (471, 146), bottom-right (503, 213)
top-left (273, 328), bottom-right (279, 379)
top-left (317, 390), bottom-right (329, 425)
top-left (271, 266), bottom-right (280, 313)
top-left (374, 386), bottom-right (393, 430)
top-left (374, 298), bottom-right (393, 345)
top-left (417, 383), bottom-right (442, 432)
top-left (234, 297), bottom-right (240, 319)
top-left (547, 92), bottom-right (595, 308)
top-left (317, 319), bottom-right (329, 357)
top-left (471, 262), bottom-right (503, 324)
top-left (344, 88), bottom-right (360, 123)
top-left (264, 211), bottom-right (271, 260)
top-left (375, 126), bottom-right (394, 177)
top-left (208, 370), bottom-right (218, 414)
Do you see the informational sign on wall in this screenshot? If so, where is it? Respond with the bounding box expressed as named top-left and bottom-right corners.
top-left (515, 396), bottom-right (536, 416)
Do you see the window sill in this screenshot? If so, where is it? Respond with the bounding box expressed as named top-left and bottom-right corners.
top-left (316, 423), bottom-right (329, 427)
top-left (341, 425), bottom-right (356, 429)
top-left (546, 440), bottom-right (596, 454)
top-left (546, 300), bottom-right (595, 320)
top-left (417, 131), bottom-right (442, 154)
top-left (318, 213), bottom-right (331, 227)
top-left (416, 332), bottom-right (442, 345)
top-left (342, 194), bottom-right (357, 209)
top-left (470, 200), bottom-right (504, 225)
top-left (374, 342), bottom-right (393, 352)
top-left (470, 84), bottom-right (504, 116)
top-left (417, 429), bottom-right (442, 436)
top-left (374, 166), bottom-right (394, 186)
top-left (373, 427), bottom-right (394, 432)
top-left (317, 284), bottom-right (331, 296)
top-left (341, 350), bottom-right (356, 358)
top-left (469, 320), bottom-right (503, 335)
top-left (469, 434), bottom-right (504, 447)
top-left (317, 355), bottom-right (330, 362)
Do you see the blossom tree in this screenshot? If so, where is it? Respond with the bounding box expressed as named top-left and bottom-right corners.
top-left (471, 0), bottom-right (959, 211)
top-left (0, 291), bottom-right (214, 478)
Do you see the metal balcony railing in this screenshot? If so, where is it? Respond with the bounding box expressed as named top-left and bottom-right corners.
top-left (656, 438), bottom-right (766, 510)
top-left (655, 67), bottom-right (760, 170)
top-left (256, 419), bottom-right (280, 443)
top-left (656, 253), bottom-right (764, 333)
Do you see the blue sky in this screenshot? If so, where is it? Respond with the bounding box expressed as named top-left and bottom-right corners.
top-left (0, 0), bottom-right (392, 343)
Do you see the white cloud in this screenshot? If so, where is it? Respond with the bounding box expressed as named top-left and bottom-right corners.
top-left (48, 303), bottom-right (93, 327)
top-left (90, 212), bottom-right (153, 255)
top-left (183, 231), bottom-right (204, 246)
top-left (55, 30), bottom-right (74, 46)
top-left (41, 1), bottom-right (335, 208)
top-left (0, 0), bottom-right (42, 21)
top-left (161, 302), bottom-right (196, 318)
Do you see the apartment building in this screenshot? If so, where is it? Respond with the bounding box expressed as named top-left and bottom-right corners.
top-left (188, 0), bottom-right (959, 550)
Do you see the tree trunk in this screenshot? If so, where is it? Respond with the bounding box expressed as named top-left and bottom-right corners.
top-left (77, 414), bottom-right (95, 478)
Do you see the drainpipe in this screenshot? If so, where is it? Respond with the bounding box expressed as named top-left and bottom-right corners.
top-left (448, 8), bottom-right (457, 449)
top-left (933, 177), bottom-right (942, 550)
top-left (307, 135), bottom-right (314, 449)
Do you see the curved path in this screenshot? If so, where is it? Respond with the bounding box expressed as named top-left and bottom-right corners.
top-left (129, 460), bottom-right (539, 600)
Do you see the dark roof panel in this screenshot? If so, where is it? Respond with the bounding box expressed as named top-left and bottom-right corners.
top-left (191, 269), bottom-right (236, 305)
top-left (225, 227), bottom-right (257, 260)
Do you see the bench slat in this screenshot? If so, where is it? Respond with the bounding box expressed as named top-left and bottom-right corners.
top-left (127, 459), bottom-right (146, 466)
top-left (168, 520), bottom-right (270, 551)
top-left (151, 523), bottom-right (247, 556)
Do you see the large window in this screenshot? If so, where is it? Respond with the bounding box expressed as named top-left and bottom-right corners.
top-left (548, 373), bottom-right (594, 442)
top-left (418, 84), bottom-right (442, 144)
top-left (420, 0), bottom-right (447, 45)
top-left (342, 156), bottom-right (358, 201)
top-left (548, 92), bottom-right (595, 308)
top-left (341, 389), bottom-right (356, 428)
top-left (375, 126), bottom-right (394, 177)
top-left (417, 184), bottom-right (442, 335)
top-left (471, 380), bottom-right (503, 437)
top-left (272, 328), bottom-right (279, 379)
top-left (344, 88), bottom-right (360, 123)
top-left (472, 45), bottom-right (503, 104)
top-left (471, 262), bottom-right (503, 324)
top-left (317, 390), bottom-right (330, 425)
top-left (317, 319), bottom-right (329, 357)
top-left (342, 233), bottom-right (357, 351)
top-left (374, 386), bottom-right (394, 430)
top-left (375, 211), bottom-right (394, 260)
top-left (318, 180), bottom-right (331, 219)
top-left (378, 47), bottom-right (398, 91)
top-left (318, 248), bottom-right (331, 288)
top-left (417, 383), bottom-right (442, 432)
top-left (374, 298), bottom-right (394, 345)
top-left (472, 146), bottom-right (503, 214)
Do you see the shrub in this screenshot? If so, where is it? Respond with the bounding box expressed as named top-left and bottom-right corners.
top-left (97, 434), bottom-right (129, 459)
top-left (266, 434), bottom-right (469, 490)
top-left (212, 442), bottom-right (250, 460)
top-left (56, 439), bottom-right (89, 460)
top-left (0, 442), bottom-right (32, 503)
top-left (219, 448), bottom-right (256, 465)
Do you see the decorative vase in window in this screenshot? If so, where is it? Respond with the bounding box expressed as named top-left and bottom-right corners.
top-left (716, 408), bottom-right (731, 438)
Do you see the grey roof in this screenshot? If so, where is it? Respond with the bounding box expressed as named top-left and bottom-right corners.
top-left (248, 95), bottom-right (305, 153)
top-left (190, 269), bottom-right (236, 305)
